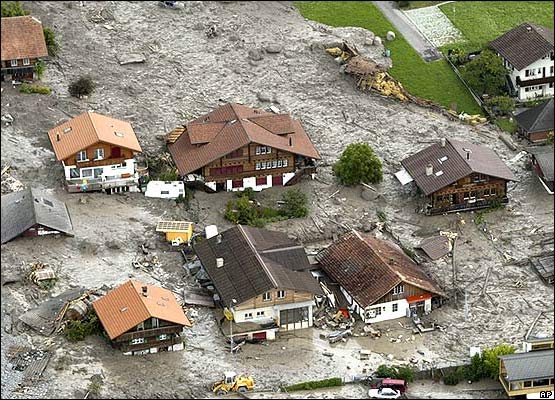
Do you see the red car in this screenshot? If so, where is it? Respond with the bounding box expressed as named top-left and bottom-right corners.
top-left (371, 378), bottom-right (406, 394)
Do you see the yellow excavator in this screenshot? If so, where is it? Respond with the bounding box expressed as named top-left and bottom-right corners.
top-left (212, 371), bottom-right (255, 395)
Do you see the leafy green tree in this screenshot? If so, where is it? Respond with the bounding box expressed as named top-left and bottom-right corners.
top-left (486, 96), bottom-right (515, 116)
top-left (225, 195), bottom-right (256, 225)
top-left (333, 143), bottom-right (383, 185)
top-left (546, 131), bottom-right (553, 145)
top-left (68, 75), bottom-right (95, 98)
top-left (464, 353), bottom-right (486, 382)
top-left (461, 50), bottom-right (508, 96)
top-left (33, 60), bottom-right (46, 80)
top-left (1, 1), bottom-right (28, 17)
top-left (43, 27), bottom-right (59, 57)
top-left (281, 188), bottom-right (309, 218)
top-left (481, 343), bottom-right (515, 379)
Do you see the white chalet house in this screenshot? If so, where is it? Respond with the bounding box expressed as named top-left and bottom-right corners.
top-left (316, 231), bottom-right (446, 324)
top-left (490, 22), bottom-right (554, 101)
top-left (193, 225), bottom-right (323, 341)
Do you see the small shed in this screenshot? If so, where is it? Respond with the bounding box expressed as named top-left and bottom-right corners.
top-left (416, 236), bottom-right (451, 260)
top-left (156, 221), bottom-right (193, 244)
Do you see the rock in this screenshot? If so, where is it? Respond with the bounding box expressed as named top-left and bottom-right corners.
top-left (265, 44), bottom-right (283, 54)
top-left (373, 36), bottom-right (382, 46)
top-left (256, 92), bottom-right (272, 102)
top-left (247, 48), bottom-right (264, 61)
top-left (417, 350), bottom-right (425, 355)
top-left (205, 25), bottom-right (218, 38)
top-left (4, 315), bottom-right (12, 334)
top-left (105, 239), bottom-right (122, 249)
top-left (1, 114), bottom-right (14, 124)
top-left (192, 22), bottom-right (204, 31)
top-left (386, 31), bottom-right (396, 41)
top-left (361, 186), bottom-right (379, 201)
top-left (155, 134), bottom-right (166, 142)
top-left (78, 197), bottom-right (87, 204)
top-left (118, 53), bottom-right (146, 65)
top-left (323, 351), bottom-right (334, 357)
top-left (387, 354), bottom-right (394, 361)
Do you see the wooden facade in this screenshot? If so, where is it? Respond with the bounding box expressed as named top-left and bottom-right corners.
top-left (518, 126), bottom-right (552, 143)
top-left (375, 283), bottom-right (429, 305)
top-left (234, 289), bottom-right (314, 311)
top-left (110, 317), bottom-right (184, 353)
top-left (1, 57), bottom-right (41, 81)
top-left (200, 143), bottom-right (297, 183)
top-left (499, 361), bottom-right (554, 397)
top-left (427, 173), bottom-right (509, 215)
top-left (62, 141), bottom-right (135, 168)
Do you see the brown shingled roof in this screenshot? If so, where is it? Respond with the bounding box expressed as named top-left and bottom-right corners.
top-left (316, 231), bottom-right (445, 308)
top-left (168, 103), bottom-right (321, 175)
top-left (1, 16), bottom-right (48, 61)
top-left (401, 138), bottom-right (517, 196)
top-left (47, 112), bottom-right (142, 161)
top-left (490, 22), bottom-right (554, 71)
top-left (92, 281), bottom-right (191, 340)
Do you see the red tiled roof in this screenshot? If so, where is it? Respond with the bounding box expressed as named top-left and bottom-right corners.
top-left (92, 281), bottom-right (191, 340)
top-left (316, 232), bottom-right (445, 308)
top-left (1, 16), bottom-right (48, 61)
top-left (168, 103), bottom-right (321, 175)
top-left (47, 112), bottom-right (142, 160)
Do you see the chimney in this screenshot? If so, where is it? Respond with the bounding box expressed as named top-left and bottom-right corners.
top-left (426, 164), bottom-right (433, 176)
top-left (465, 151), bottom-right (470, 160)
top-left (216, 258), bottom-right (224, 268)
top-left (56, 133), bottom-right (60, 142)
top-left (141, 286), bottom-right (148, 297)
top-left (440, 138), bottom-right (446, 147)
top-left (289, 137), bottom-right (292, 146)
top-left (216, 234), bottom-right (222, 244)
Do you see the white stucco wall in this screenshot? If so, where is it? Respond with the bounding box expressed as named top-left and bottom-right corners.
top-left (227, 175), bottom-right (274, 192)
top-left (504, 55), bottom-right (554, 100)
top-left (364, 299), bottom-right (410, 324)
top-left (64, 158), bottom-right (136, 180)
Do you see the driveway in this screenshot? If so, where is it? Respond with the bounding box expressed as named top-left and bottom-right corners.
top-left (373, 1), bottom-right (442, 62)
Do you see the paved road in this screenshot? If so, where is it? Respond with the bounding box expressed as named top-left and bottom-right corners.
top-left (373, 1), bottom-right (442, 62)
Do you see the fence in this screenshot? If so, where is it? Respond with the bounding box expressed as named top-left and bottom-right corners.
top-left (444, 56), bottom-right (485, 113)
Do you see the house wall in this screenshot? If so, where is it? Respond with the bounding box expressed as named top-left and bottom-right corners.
top-left (1, 57), bottom-right (42, 80)
top-left (62, 141), bottom-right (135, 168)
top-left (232, 300), bottom-right (315, 331)
top-left (63, 158), bottom-right (139, 192)
top-left (112, 317), bottom-right (185, 355)
top-left (502, 53), bottom-right (555, 100)
top-left (22, 224), bottom-right (61, 237)
top-left (234, 289), bottom-right (314, 312)
top-left (429, 174), bottom-right (509, 213)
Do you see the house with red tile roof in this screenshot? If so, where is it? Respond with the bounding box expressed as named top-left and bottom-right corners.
top-left (316, 231), bottom-right (446, 324)
top-left (166, 103), bottom-right (321, 192)
top-left (1, 16), bottom-right (48, 81)
top-left (92, 280), bottom-right (191, 355)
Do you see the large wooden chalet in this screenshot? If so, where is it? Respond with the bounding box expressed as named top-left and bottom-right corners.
top-left (1, 16), bottom-right (48, 81)
top-left (166, 103), bottom-right (321, 192)
top-left (396, 138), bottom-right (517, 215)
top-left (93, 281), bottom-right (191, 355)
top-left (316, 231), bottom-right (446, 324)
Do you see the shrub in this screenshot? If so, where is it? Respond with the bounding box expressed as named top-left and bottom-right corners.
top-left (375, 365), bottom-right (414, 383)
top-left (486, 96), bottom-right (515, 116)
top-left (443, 370), bottom-right (461, 386)
top-left (280, 188), bottom-right (309, 218)
top-left (461, 50), bottom-right (508, 97)
top-left (19, 83), bottom-right (51, 95)
top-left (1, 1), bottom-right (28, 17)
top-left (64, 311), bottom-right (102, 342)
top-left (237, 187), bottom-right (256, 201)
top-left (68, 75), bottom-right (95, 98)
top-left (464, 353), bottom-right (486, 382)
top-left (482, 343), bottom-right (515, 379)
top-left (375, 365), bottom-right (398, 378)
top-left (395, 366), bottom-right (415, 383)
top-left (33, 60), bottom-right (46, 80)
top-left (156, 170), bottom-right (179, 181)
top-left (225, 195), bottom-right (258, 226)
top-left (397, 1), bottom-right (411, 8)
top-left (546, 131), bottom-right (553, 145)
top-left (333, 143), bottom-right (383, 185)
top-left (43, 27), bottom-right (59, 57)
top-left (284, 377), bottom-right (343, 391)
top-left (448, 48), bottom-right (468, 66)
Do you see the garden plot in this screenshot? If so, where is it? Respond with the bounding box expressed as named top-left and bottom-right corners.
top-left (1, 1), bottom-right (553, 399)
top-left (404, 5), bottom-right (465, 47)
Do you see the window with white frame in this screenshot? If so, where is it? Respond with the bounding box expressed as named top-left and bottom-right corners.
top-left (81, 169), bottom-right (93, 178)
top-left (70, 168), bottom-right (80, 178)
top-left (392, 283), bottom-right (404, 295)
top-left (76, 150), bottom-right (87, 162)
top-left (272, 160), bottom-right (277, 168)
top-left (244, 312), bottom-right (253, 320)
top-left (260, 162), bottom-right (266, 170)
top-left (277, 290), bottom-right (286, 299)
top-left (94, 148), bottom-right (104, 160)
top-left (283, 159), bottom-right (288, 167)
top-left (23, 58), bottom-right (30, 66)
top-left (158, 334), bottom-right (168, 341)
top-left (256, 162), bottom-right (261, 170)
top-left (262, 292), bottom-right (271, 301)
top-left (277, 160), bottom-right (283, 167)
top-left (392, 303), bottom-right (398, 312)
top-left (131, 338), bottom-right (145, 345)
top-left (10, 59), bottom-right (17, 67)
top-left (266, 161), bottom-right (271, 169)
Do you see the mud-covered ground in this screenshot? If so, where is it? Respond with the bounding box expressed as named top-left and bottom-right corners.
top-left (1, 1), bottom-right (553, 399)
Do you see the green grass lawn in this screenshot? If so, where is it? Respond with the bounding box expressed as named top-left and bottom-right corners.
top-left (295, 1), bottom-right (481, 114)
top-left (401, 1), bottom-right (444, 10)
top-left (494, 117), bottom-right (517, 134)
top-left (440, 1), bottom-right (554, 52)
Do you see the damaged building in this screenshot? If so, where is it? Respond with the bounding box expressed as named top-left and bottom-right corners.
top-left (316, 231), bottom-right (446, 324)
top-left (192, 225), bottom-right (323, 341)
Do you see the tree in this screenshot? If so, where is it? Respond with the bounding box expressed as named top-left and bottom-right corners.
top-left (481, 343), bottom-right (515, 379)
top-left (43, 27), bottom-right (59, 57)
top-left (485, 95), bottom-right (515, 116)
top-left (461, 50), bottom-right (508, 96)
top-left (68, 75), bottom-right (95, 98)
top-left (1, 1), bottom-right (28, 17)
top-left (280, 188), bottom-right (309, 218)
top-left (33, 60), bottom-right (46, 80)
top-left (333, 143), bottom-right (383, 185)
top-left (464, 353), bottom-right (486, 382)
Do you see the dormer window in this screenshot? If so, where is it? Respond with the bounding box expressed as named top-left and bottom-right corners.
top-left (392, 283), bottom-right (404, 295)
top-left (63, 127), bottom-right (72, 134)
top-left (10, 59), bottom-right (17, 67)
top-left (94, 148), bottom-right (104, 160)
top-left (76, 150), bottom-right (88, 162)
top-left (23, 58), bottom-right (30, 66)
top-left (114, 132), bottom-right (124, 137)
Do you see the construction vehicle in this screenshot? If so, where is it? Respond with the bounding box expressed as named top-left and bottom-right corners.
top-left (211, 371), bottom-right (255, 395)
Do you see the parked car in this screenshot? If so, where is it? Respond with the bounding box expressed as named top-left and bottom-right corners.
top-left (368, 387), bottom-right (401, 399)
top-left (372, 378), bottom-right (406, 394)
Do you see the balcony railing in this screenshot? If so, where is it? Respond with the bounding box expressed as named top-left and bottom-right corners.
top-left (427, 197), bottom-right (509, 215)
top-left (116, 336), bottom-right (183, 352)
top-left (114, 325), bottom-right (183, 343)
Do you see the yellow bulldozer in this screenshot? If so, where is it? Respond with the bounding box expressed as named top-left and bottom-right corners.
top-left (212, 371), bottom-right (255, 395)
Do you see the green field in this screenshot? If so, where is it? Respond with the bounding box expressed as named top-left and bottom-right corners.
top-left (440, 1), bottom-right (554, 52)
top-left (295, 1), bottom-right (481, 114)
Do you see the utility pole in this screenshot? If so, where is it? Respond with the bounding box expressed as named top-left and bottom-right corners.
top-left (464, 288), bottom-right (468, 321)
top-left (229, 299), bottom-right (237, 357)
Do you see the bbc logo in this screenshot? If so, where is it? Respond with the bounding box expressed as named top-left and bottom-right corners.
top-left (540, 391), bottom-right (553, 399)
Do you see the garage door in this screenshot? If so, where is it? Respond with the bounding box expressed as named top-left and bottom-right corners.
top-left (279, 307), bottom-right (309, 331)
top-left (272, 175), bottom-right (283, 186)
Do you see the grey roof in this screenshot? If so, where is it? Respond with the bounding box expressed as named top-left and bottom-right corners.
top-left (490, 22), bottom-right (554, 70)
top-left (401, 139), bottom-right (517, 196)
top-left (529, 145), bottom-right (554, 182)
top-left (1, 188), bottom-right (74, 244)
top-left (530, 253), bottom-right (554, 283)
top-left (515, 99), bottom-right (554, 134)
top-left (499, 350), bottom-right (554, 382)
top-left (416, 236), bottom-right (450, 260)
top-left (193, 225), bottom-right (323, 305)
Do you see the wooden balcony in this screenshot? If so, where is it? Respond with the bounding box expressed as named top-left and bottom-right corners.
top-left (114, 325), bottom-right (183, 343)
top-left (116, 335), bottom-right (183, 352)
